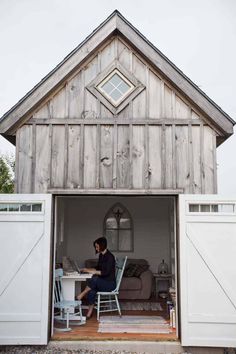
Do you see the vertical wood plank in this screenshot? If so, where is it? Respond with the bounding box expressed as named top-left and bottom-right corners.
top-left (148, 125), bottom-right (162, 188)
top-left (171, 91), bottom-right (175, 118)
top-left (49, 124), bottom-right (53, 188)
top-left (165, 125), bottom-right (173, 189)
top-left (79, 124), bottom-right (84, 188)
top-left (172, 124), bottom-right (176, 189)
top-left (33, 103), bottom-right (50, 119)
top-left (132, 90), bottom-right (146, 118)
top-left (112, 123), bottom-right (118, 189)
top-left (100, 125), bottom-right (113, 188)
top-left (31, 123), bottom-right (36, 193)
top-left (192, 125), bottom-right (201, 193)
top-left (213, 131), bottom-right (217, 193)
top-left (175, 126), bottom-right (190, 191)
top-left (67, 125), bottom-right (81, 188)
top-left (188, 124), bottom-right (194, 193)
top-left (132, 125), bottom-right (145, 188)
top-left (35, 125), bottom-right (51, 193)
top-left (100, 103), bottom-right (113, 118)
top-left (117, 105), bottom-right (130, 118)
top-left (149, 70), bottom-right (162, 119)
top-left (68, 70), bottom-right (84, 118)
top-left (132, 55), bottom-right (146, 85)
top-left (18, 125), bottom-right (33, 193)
top-left (96, 124), bottom-right (101, 188)
top-left (144, 123), bottom-right (149, 189)
top-left (83, 125), bottom-right (97, 188)
top-left (84, 56), bottom-right (98, 118)
top-left (51, 126), bottom-right (65, 188)
top-left (15, 130), bottom-right (20, 192)
top-left (200, 123), bottom-right (205, 193)
top-left (145, 67), bottom-right (149, 189)
top-left (117, 39), bottom-right (131, 71)
top-left (100, 39), bottom-right (116, 71)
top-left (129, 123), bottom-right (133, 189)
top-left (51, 87), bottom-right (67, 118)
top-left (203, 126), bottom-right (215, 194)
top-left (164, 84), bottom-right (172, 118)
top-left (175, 95), bottom-right (190, 119)
top-left (161, 124), bottom-right (166, 189)
top-left (117, 125), bottom-right (130, 188)
top-left (64, 124), bottom-right (69, 188)
top-left (160, 81), bottom-right (165, 118)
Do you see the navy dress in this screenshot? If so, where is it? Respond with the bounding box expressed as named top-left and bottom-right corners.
top-left (87, 249), bottom-right (116, 305)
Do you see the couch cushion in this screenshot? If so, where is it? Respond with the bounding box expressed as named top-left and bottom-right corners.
top-left (120, 277), bottom-right (142, 291)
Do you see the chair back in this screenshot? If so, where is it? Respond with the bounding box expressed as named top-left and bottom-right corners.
top-left (54, 268), bottom-right (64, 304)
top-left (114, 256), bottom-right (127, 292)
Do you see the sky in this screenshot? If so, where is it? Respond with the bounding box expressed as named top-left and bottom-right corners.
top-left (0, 0), bottom-right (235, 194)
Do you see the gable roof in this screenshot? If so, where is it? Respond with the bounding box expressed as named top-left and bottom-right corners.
top-left (0, 10), bottom-right (234, 143)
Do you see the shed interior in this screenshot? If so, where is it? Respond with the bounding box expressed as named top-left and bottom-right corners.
top-left (53, 195), bottom-right (178, 338)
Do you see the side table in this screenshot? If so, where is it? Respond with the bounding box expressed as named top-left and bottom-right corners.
top-left (153, 273), bottom-right (173, 298)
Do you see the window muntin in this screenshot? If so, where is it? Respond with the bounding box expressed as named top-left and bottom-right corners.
top-left (104, 203), bottom-right (133, 252)
top-left (0, 203), bottom-right (43, 213)
top-left (97, 69), bottom-right (134, 107)
top-left (189, 203), bottom-right (235, 213)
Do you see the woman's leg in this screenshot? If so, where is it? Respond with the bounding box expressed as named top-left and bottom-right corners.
top-left (76, 286), bottom-right (91, 301)
top-left (76, 276), bottom-right (98, 301)
top-left (86, 304), bottom-right (94, 318)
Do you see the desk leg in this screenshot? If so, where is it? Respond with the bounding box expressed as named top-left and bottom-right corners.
top-left (62, 279), bottom-right (83, 313)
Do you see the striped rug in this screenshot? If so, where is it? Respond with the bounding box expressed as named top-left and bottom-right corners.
top-left (98, 315), bottom-right (171, 333)
top-left (120, 301), bottom-right (163, 311)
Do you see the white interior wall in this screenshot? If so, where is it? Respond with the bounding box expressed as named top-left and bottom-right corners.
top-left (56, 196), bottom-right (174, 273)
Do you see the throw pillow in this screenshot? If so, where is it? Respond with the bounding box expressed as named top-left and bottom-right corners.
top-left (133, 264), bottom-right (149, 277)
top-left (124, 263), bottom-right (137, 277)
top-left (124, 263), bottom-right (149, 277)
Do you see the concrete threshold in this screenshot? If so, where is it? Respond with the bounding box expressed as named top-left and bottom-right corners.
top-left (0, 341), bottom-right (225, 354)
top-left (48, 340), bottom-right (224, 354)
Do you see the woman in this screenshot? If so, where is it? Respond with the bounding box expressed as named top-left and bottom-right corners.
top-left (77, 236), bottom-right (116, 319)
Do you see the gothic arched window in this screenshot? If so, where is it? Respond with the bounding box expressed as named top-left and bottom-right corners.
top-left (103, 203), bottom-right (133, 252)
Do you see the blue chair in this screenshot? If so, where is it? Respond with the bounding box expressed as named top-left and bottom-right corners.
top-left (54, 268), bottom-right (85, 331)
top-left (95, 256), bottom-right (127, 321)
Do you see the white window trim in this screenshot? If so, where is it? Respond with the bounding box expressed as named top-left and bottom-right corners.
top-left (97, 69), bottom-right (135, 107)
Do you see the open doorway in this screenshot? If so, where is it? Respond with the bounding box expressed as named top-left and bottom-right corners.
top-left (52, 195), bottom-right (178, 340)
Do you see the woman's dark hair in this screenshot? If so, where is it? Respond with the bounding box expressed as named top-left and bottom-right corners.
top-left (93, 237), bottom-right (107, 253)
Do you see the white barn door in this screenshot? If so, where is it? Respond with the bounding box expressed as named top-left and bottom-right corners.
top-left (0, 194), bottom-right (52, 345)
top-left (179, 195), bottom-right (236, 347)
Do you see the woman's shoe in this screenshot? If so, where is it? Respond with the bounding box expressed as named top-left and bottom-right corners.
top-left (86, 313), bottom-right (93, 320)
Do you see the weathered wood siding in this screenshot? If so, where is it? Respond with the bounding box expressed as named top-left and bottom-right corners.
top-left (16, 36), bottom-right (217, 194)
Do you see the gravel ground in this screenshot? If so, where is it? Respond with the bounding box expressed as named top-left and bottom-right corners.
top-left (0, 347), bottom-right (140, 354)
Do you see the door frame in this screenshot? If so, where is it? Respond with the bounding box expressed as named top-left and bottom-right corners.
top-left (50, 193), bottom-right (179, 339)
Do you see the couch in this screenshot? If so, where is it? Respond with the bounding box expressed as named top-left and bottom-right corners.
top-left (84, 258), bottom-right (153, 300)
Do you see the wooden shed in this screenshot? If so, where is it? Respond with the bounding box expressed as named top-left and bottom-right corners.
top-left (0, 11), bottom-right (235, 352)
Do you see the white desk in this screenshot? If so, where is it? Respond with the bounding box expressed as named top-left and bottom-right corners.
top-left (62, 273), bottom-right (92, 302)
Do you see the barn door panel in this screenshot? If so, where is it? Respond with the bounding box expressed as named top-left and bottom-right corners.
top-left (179, 194), bottom-right (236, 347)
top-left (0, 194), bottom-right (52, 345)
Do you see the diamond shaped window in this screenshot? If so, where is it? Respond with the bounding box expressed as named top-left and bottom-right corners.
top-left (97, 69), bottom-right (135, 107)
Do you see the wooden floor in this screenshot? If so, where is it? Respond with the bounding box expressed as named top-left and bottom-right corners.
top-left (52, 300), bottom-right (177, 341)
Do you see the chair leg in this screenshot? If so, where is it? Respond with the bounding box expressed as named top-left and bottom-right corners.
top-left (97, 294), bottom-right (100, 321)
top-left (79, 304), bottom-right (83, 322)
top-left (115, 295), bottom-right (121, 317)
top-left (66, 310), bottom-right (70, 330)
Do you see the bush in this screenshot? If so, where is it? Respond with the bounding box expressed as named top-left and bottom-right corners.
top-left (0, 154), bottom-right (15, 193)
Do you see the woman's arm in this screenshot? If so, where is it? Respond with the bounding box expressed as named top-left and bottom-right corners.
top-left (81, 267), bottom-right (101, 275)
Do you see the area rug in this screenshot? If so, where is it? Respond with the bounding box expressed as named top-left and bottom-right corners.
top-left (120, 301), bottom-right (163, 311)
top-left (98, 315), bottom-right (171, 333)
